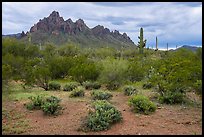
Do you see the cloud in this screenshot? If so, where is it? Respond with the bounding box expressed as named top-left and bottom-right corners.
top-left (2, 2), bottom-right (202, 48)
top-left (92, 2), bottom-right (202, 8)
top-left (90, 2), bottom-right (141, 7)
top-left (172, 2), bottom-right (202, 7)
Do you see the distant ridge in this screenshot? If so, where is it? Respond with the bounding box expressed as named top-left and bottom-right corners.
top-left (3, 11), bottom-right (135, 48)
top-left (175, 45), bottom-right (201, 52)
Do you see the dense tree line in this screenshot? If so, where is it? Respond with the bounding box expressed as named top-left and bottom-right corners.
top-left (2, 37), bottom-right (202, 97)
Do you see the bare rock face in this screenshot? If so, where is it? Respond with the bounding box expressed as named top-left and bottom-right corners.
top-left (122, 33), bottom-right (131, 41)
top-left (113, 30), bottom-right (120, 35)
top-left (30, 24), bottom-right (38, 32)
top-left (30, 11), bottom-right (64, 33)
top-left (64, 18), bottom-right (74, 34)
top-left (21, 31), bottom-right (26, 37)
top-left (74, 19), bottom-right (90, 34)
top-left (47, 11), bottom-right (64, 32)
top-left (92, 25), bottom-right (112, 37)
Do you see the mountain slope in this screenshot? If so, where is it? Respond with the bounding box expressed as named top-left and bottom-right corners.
top-left (13, 11), bottom-right (135, 48)
top-left (176, 45), bottom-right (201, 52)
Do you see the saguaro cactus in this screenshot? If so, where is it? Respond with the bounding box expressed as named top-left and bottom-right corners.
top-left (167, 43), bottom-right (168, 51)
top-left (138, 28), bottom-right (146, 54)
top-left (155, 36), bottom-right (158, 51)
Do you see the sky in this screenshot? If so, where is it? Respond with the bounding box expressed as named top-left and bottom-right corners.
top-left (2, 2), bottom-right (202, 49)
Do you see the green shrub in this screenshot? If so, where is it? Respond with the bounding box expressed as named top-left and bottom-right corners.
top-left (26, 95), bottom-right (45, 110)
top-left (41, 96), bottom-right (62, 115)
top-left (63, 82), bottom-right (80, 91)
top-left (193, 80), bottom-right (202, 95)
top-left (128, 95), bottom-right (156, 115)
top-left (143, 82), bottom-right (153, 89)
top-left (46, 96), bottom-right (61, 103)
top-left (149, 49), bottom-right (202, 98)
top-left (123, 85), bottom-right (138, 96)
top-left (82, 81), bottom-right (101, 90)
top-left (26, 103), bottom-right (35, 110)
top-left (106, 83), bottom-right (120, 90)
top-left (91, 90), bottom-right (113, 100)
top-left (69, 86), bottom-right (85, 97)
top-left (48, 82), bottom-right (61, 90)
top-left (48, 56), bottom-right (74, 79)
top-left (127, 60), bottom-right (145, 82)
top-left (81, 100), bottom-right (122, 131)
top-left (98, 58), bottom-right (129, 90)
top-left (159, 91), bottom-right (185, 104)
top-left (69, 57), bottom-right (100, 83)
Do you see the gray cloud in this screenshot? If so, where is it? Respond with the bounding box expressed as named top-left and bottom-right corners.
top-left (172, 2), bottom-right (202, 7)
top-left (92, 2), bottom-right (202, 7)
top-left (111, 21), bottom-right (125, 25)
top-left (90, 2), bottom-right (143, 7)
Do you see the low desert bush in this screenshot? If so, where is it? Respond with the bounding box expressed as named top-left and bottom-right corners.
top-left (192, 80), bottom-right (202, 95)
top-left (81, 100), bottom-right (122, 131)
top-left (159, 91), bottom-right (185, 104)
top-left (91, 90), bottom-right (113, 100)
top-left (128, 95), bottom-right (156, 115)
top-left (69, 86), bottom-right (85, 97)
top-left (123, 85), bottom-right (138, 96)
top-left (26, 95), bottom-right (45, 110)
top-left (82, 81), bottom-right (101, 90)
top-left (63, 82), bottom-right (80, 91)
top-left (142, 82), bottom-right (153, 89)
top-left (41, 96), bottom-right (62, 115)
top-left (48, 82), bottom-right (61, 90)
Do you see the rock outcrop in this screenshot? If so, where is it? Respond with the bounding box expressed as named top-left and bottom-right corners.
top-left (5, 11), bottom-right (135, 47)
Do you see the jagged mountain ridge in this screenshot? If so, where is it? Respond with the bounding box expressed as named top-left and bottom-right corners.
top-left (17, 11), bottom-right (135, 48)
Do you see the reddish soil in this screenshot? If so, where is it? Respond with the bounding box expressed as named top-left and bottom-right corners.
top-left (2, 91), bottom-right (202, 135)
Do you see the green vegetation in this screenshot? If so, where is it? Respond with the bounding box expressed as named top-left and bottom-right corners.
top-left (26, 95), bottom-right (62, 115)
top-left (138, 27), bottom-right (147, 54)
top-left (142, 82), bottom-right (153, 89)
top-left (69, 86), bottom-right (85, 97)
top-left (26, 95), bottom-right (45, 110)
top-left (69, 57), bottom-right (100, 83)
top-left (2, 36), bottom-right (202, 133)
top-left (128, 95), bottom-right (156, 115)
top-left (41, 96), bottom-right (62, 115)
top-left (158, 91), bottom-right (185, 104)
top-left (91, 90), bottom-right (113, 100)
top-left (2, 37), bottom-right (201, 101)
top-left (48, 81), bottom-right (61, 90)
top-left (63, 82), bottom-right (80, 91)
top-left (123, 85), bottom-right (138, 96)
top-left (81, 100), bottom-right (122, 131)
top-left (98, 58), bottom-right (129, 90)
top-left (82, 81), bottom-right (101, 90)
top-left (193, 80), bottom-right (202, 95)
top-left (146, 48), bottom-right (202, 104)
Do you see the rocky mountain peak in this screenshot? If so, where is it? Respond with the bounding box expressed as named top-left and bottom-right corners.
top-left (92, 25), bottom-right (111, 36)
top-left (74, 18), bottom-right (89, 32)
top-left (94, 25), bottom-right (104, 29)
top-left (47, 10), bottom-right (64, 23)
top-left (75, 19), bottom-right (85, 24)
top-left (113, 30), bottom-right (120, 35)
top-left (49, 11), bottom-right (60, 18)
top-left (66, 18), bottom-right (73, 24)
top-left (28, 11), bottom-right (135, 46)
